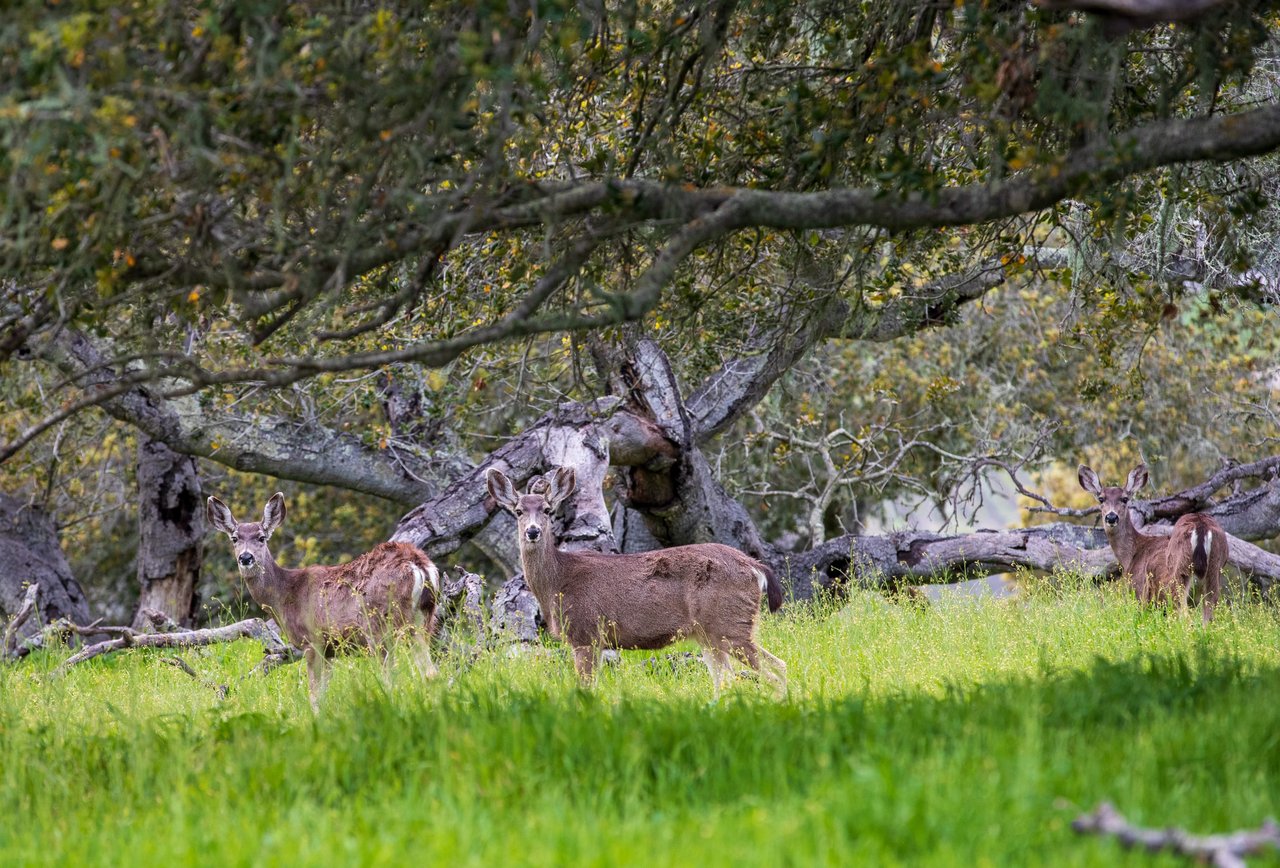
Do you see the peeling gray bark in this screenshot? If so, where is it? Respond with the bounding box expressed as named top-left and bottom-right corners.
top-left (391, 398), bottom-right (672, 557)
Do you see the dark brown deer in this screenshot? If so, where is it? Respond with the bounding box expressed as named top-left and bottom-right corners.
top-left (207, 493), bottom-right (440, 709)
top-left (486, 466), bottom-right (787, 697)
top-left (1078, 464), bottom-right (1229, 622)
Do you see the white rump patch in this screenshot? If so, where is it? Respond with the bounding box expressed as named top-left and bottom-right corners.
top-left (751, 567), bottom-right (767, 594)
top-left (1189, 528), bottom-right (1200, 552)
top-left (1204, 531), bottom-right (1213, 553)
top-left (410, 565), bottom-right (426, 608)
top-left (426, 563), bottom-right (440, 594)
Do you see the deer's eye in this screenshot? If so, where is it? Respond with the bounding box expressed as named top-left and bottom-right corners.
top-left (257, 534), bottom-right (267, 542)
top-left (514, 508), bottom-right (523, 517)
top-left (1119, 497), bottom-right (1129, 504)
top-left (542, 506), bottom-right (552, 515)
top-left (1097, 496), bottom-right (1104, 503)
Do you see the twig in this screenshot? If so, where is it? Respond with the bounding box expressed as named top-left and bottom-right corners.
top-left (1073, 802), bottom-right (1280, 867)
top-left (3, 583), bottom-right (40, 659)
top-left (161, 656), bottom-right (229, 699)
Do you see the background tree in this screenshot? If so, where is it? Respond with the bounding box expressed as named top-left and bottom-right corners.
top-left (2, 0), bottom-right (1279, 621)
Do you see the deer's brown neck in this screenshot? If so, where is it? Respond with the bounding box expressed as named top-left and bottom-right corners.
top-left (243, 553), bottom-right (305, 615)
top-left (1109, 512), bottom-right (1155, 572)
top-left (520, 539), bottom-right (568, 599)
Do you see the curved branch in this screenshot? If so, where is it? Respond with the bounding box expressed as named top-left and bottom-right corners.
top-left (28, 327), bottom-right (463, 505)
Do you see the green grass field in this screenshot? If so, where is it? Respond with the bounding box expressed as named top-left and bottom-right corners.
top-left (2, 579), bottom-right (1279, 866)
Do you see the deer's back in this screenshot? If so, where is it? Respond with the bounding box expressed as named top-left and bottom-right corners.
top-left (285, 542), bottom-right (435, 652)
top-left (553, 543), bottom-right (765, 650)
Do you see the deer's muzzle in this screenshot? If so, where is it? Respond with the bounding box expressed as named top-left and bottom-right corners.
top-left (524, 526), bottom-right (542, 542)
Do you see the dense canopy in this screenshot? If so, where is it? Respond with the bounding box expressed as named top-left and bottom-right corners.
top-left (1, 0), bottom-right (1279, 624)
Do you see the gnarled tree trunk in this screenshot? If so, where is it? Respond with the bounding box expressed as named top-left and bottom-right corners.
top-left (0, 491), bottom-right (90, 642)
top-left (132, 436), bottom-right (203, 628)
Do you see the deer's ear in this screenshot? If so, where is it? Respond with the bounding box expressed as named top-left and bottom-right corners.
top-left (486, 468), bottom-right (519, 513)
top-left (546, 466), bottom-right (577, 510)
top-left (1077, 465), bottom-right (1102, 497)
top-left (1125, 464), bottom-right (1149, 496)
top-left (262, 493), bottom-right (286, 537)
top-left (207, 496), bottom-right (237, 535)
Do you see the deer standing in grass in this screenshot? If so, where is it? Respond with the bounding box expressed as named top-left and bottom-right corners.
top-left (1078, 464), bottom-right (1229, 623)
top-left (207, 493), bottom-right (440, 709)
top-left (486, 466), bottom-right (787, 697)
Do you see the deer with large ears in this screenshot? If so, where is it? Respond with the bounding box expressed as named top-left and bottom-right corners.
top-left (206, 492), bottom-right (440, 709)
top-left (1078, 464), bottom-right (1229, 622)
top-left (486, 465), bottom-right (787, 697)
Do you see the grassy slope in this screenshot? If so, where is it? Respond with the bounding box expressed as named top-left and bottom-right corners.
top-left (2, 581), bottom-right (1278, 866)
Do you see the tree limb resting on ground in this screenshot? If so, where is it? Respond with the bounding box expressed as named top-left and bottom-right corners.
top-left (54, 617), bottom-right (298, 672)
top-left (1073, 802), bottom-right (1280, 867)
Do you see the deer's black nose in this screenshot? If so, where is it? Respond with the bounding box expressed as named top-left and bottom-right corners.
top-left (524, 526), bottom-right (541, 542)
top-left (238, 552), bottom-right (256, 566)
top-left (1104, 512), bottom-right (1119, 527)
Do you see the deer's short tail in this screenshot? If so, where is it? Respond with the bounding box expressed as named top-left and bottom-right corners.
top-left (754, 563), bottom-right (784, 612)
top-left (1168, 515), bottom-right (1228, 584)
top-left (411, 562), bottom-right (441, 613)
top-left (1191, 528), bottom-right (1210, 577)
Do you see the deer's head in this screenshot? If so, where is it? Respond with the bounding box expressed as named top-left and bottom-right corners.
top-left (486, 467), bottom-right (575, 548)
top-left (1078, 464), bottom-right (1147, 535)
top-left (207, 493), bottom-right (286, 578)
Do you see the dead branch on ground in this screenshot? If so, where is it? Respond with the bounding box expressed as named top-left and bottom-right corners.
top-left (54, 617), bottom-right (298, 672)
top-left (162, 656), bottom-right (230, 699)
top-left (3, 583), bottom-right (40, 659)
top-left (1073, 802), bottom-right (1280, 867)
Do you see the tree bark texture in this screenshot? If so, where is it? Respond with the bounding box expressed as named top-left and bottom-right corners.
top-left (0, 492), bottom-right (90, 642)
top-left (133, 436), bottom-right (204, 628)
top-left (21, 320), bottom-right (1280, 618)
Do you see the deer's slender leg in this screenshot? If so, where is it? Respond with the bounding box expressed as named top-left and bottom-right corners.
top-left (726, 638), bottom-right (788, 700)
top-left (701, 647), bottom-right (732, 699)
top-left (1202, 583), bottom-right (1220, 624)
top-left (571, 645), bottom-right (597, 683)
top-left (304, 645), bottom-right (331, 712)
top-left (411, 613), bottom-right (438, 679)
top-left (758, 647), bottom-right (789, 699)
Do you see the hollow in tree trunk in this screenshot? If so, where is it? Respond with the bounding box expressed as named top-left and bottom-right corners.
top-left (133, 436), bottom-right (203, 629)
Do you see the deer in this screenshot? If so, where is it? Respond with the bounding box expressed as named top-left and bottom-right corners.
top-left (486, 466), bottom-right (787, 698)
top-left (1077, 464), bottom-right (1229, 623)
top-left (206, 492), bottom-right (440, 710)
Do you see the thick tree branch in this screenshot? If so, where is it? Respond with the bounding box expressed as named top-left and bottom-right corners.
top-left (10, 102), bottom-right (1277, 421)
top-left (27, 327), bottom-right (463, 505)
top-left (1038, 0), bottom-right (1234, 25)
